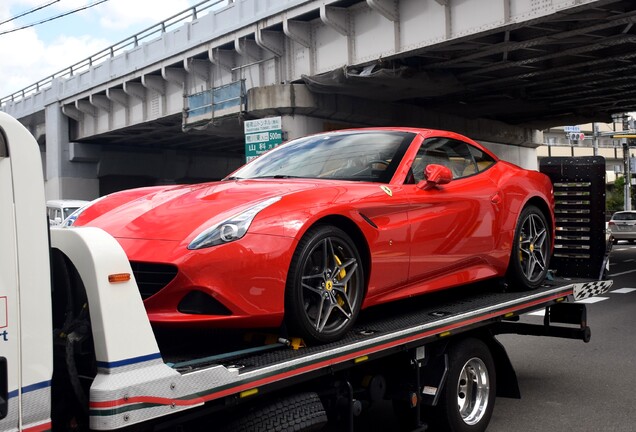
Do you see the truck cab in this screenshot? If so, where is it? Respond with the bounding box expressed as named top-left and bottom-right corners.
top-left (0, 112), bottom-right (54, 430)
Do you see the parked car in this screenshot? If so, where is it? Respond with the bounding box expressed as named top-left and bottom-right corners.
top-left (608, 211), bottom-right (636, 243)
top-left (46, 199), bottom-right (89, 226)
top-left (69, 128), bottom-right (555, 343)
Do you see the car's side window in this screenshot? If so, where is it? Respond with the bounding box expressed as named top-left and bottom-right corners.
top-left (464, 145), bottom-right (496, 177)
top-left (409, 138), bottom-right (486, 183)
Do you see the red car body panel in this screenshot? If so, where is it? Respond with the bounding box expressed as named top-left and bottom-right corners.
top-left (73, 128), bottom-right (554, 329)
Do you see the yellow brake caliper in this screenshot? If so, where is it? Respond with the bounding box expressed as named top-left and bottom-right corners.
top-left (519, 234), bottom-right (534, 263)
top-left (333, 254), bottom-right (347, 307)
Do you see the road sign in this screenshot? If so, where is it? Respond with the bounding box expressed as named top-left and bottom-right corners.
top-left (244, 117), bottom-right (283, 162)
top-left (564, 126), bottom-right (581, 133)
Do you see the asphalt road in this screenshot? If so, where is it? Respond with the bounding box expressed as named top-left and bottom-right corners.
top-left (352, 243), bottom-right (636, 432)
top-left (488, 242), bottom-right (636, 432)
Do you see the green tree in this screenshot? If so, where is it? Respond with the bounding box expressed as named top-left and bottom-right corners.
top-left (606, 176), bottom-right (625, 215)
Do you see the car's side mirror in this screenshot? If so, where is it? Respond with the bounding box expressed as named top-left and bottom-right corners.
top-left (416, 164), bottom-right (452, 190)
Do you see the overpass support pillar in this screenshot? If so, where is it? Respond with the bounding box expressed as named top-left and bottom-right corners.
top-left (280, 115), bottom-right (325, 141)
top-left (44, 104), bottom-right (99, 200)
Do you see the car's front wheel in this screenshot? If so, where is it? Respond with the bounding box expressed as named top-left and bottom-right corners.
top-left (285, 225), bottom-right (364, 344)
top-left (506, 205), bottom-right (551, 290)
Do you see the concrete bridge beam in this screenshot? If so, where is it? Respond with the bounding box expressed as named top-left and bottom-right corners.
top-left (256, 28), bottom-right (285, 57)
top-left (184, 59), bottom-right (210, 82)
top-left (89, 94), bottom-right (111, 112)
top-left (141, 75), bottom-right (166, 95)
top-left (75, 100), bottom-right (95, 117)
top-left (208, 48), bottom-right (235, 72)
top-left (283, 19), bottom-right (311, 48)
top-left (320, 5), bottom-right (350, 36)
top-left (106, 88), bottom-right (128, 106)
top-left (367, 0), bottom-right (398, 22)
top-left (162, 67), bottom-right (186, 86)
top-left (123, 82), bottom-right (146, 101)
top-left (247, 84), bottom-right (541, 169)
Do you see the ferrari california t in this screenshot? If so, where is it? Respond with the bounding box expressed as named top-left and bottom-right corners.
top-left (71, 128), bottom-right (554, 343)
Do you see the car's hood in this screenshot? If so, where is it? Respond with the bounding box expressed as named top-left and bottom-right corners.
top-left (80, 179), bottom-right (351, 241)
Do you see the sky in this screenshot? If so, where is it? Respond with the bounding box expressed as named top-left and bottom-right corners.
top-left (0, 0), bottom-right (204, 98)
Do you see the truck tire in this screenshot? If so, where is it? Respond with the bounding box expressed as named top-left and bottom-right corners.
top-left (221, 392), bottom-right (328, 432)
top-left (424, 338), bottom-right (496, 432)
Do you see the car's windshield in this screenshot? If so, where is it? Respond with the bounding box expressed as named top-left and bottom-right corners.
top-left (230, 131), bottom-right (415, 183)
top-left (63, 207), bottom-right (81, 219)
top-left (612, 212), bottom-right (636, 221)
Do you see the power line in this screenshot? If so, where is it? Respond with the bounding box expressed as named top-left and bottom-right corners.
top-left (0, 0), bottom-right (61, 27)
top-left (0, 0), bottom-right (110, 36)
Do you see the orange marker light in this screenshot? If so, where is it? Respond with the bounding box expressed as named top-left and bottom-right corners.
top-left (108, 273), bottom-right (131, 283)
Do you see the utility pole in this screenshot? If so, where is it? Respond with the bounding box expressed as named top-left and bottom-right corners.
top-left (612, 113), bottom-right (632, 211)
top-left (622, 138), bottom-right (632, 211)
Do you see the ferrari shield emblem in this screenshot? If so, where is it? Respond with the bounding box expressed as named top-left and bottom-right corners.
top-left (380, 186), bottom-right (393, 197)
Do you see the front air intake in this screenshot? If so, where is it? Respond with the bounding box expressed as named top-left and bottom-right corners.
top-left (129, 261), bottom-right (178, 299)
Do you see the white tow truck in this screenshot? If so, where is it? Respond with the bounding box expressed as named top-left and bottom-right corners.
top-left (0, 111), bottom-right (612, 432)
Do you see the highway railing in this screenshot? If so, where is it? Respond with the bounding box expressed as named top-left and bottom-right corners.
top-left (0, 0), bottom-right (231, 108)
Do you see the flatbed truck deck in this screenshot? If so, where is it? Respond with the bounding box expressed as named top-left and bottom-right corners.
top-left (158, 277), bottom-right (606, 373)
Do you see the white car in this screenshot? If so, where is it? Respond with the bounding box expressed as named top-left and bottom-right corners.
top-left (46, 199), bottom-right (90, 226)
top-left (608, 211), bottom-right (636, 244)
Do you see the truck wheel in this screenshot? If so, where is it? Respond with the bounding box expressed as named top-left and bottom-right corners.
top-left (506, 205), bottom-right (551, 290)
top-left (424, 338), bottom-right (496, 432)
top-left (285, 225), bottom-right (364, 344)
top-left (221, 392), bottom-right (328, 432)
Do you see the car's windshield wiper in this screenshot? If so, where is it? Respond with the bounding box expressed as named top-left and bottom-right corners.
top-left (223, 176), bottom-right (242, 181)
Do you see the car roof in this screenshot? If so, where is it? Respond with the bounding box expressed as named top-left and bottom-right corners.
top-left (611, 211), bottom-right (636, 217)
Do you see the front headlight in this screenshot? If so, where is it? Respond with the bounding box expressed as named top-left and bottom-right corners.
top-left (188, 196), bottom-right (281, 250)
top-left (62, 197), bottom-right (105, 227)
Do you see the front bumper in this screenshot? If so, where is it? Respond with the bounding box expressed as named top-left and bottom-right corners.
top-left (116, 233), bottom-right (298, 328)
top-left (610, 229), bottom-right (636, 241)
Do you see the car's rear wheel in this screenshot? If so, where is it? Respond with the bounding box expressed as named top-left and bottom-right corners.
top-left (506, 205), bottom-right (551, 290)
top-left (285, 225), bottom-right (364, 344)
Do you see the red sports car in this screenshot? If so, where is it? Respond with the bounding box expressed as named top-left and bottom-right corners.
top-left (71, 128), bottom-right (554, 343)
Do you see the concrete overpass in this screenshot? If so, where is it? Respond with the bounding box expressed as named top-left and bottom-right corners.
top-left (2, 0), bottom-right (636, 199)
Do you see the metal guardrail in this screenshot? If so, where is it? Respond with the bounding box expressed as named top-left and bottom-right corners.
top-left (0, 0), bottom-right (232, 108)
